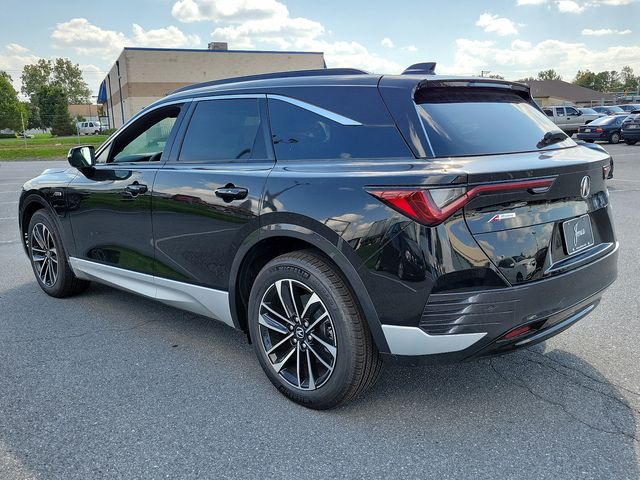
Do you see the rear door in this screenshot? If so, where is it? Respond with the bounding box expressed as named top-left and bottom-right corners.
top-left (554, 107), bottom-right (567, 130)
top-left (67, 102), bottom-right (187, 274)
top-left (152, 95), bottom-right (274, 291)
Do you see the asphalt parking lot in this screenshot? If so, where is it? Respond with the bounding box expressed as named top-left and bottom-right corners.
top-left (1, 145), bottom-right (639, 479)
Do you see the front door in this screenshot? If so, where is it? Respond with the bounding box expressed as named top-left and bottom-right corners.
top-left (67, 102), bottom-right (188, 274)
top-left (152, 95), bottom-right (274, 291)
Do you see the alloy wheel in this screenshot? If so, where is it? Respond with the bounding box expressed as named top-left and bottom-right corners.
top-left (30, 223), bottom-right (58, 287)
top-left (258, 279), bottom-right (337, 390)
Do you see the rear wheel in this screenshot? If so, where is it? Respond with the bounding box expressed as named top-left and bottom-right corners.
top-left (625, 139), bottom-right (637, 145)
top-left (248, 250), bottom-right (382, 409)
top-left (610, 132), bottom-right (620, 144)
top-left (27, 210), bottom-right (89, 297)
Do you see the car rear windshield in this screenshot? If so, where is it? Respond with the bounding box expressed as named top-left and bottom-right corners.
top-left (415, 87), bottom-right (575, 157)
top-left (589, 116), bottom-right (619, 126)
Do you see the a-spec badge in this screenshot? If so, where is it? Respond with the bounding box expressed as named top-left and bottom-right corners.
top-left (488, 212), bottom-right (516, 223)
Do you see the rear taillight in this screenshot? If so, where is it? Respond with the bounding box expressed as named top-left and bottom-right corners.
top-left (367, 178), bottom-right (555, 226)
top-left (595, 128), bottom-right (604, 133)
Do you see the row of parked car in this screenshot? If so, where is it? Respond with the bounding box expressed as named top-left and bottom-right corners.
top-left (544, 104), bottom-right (640, 145)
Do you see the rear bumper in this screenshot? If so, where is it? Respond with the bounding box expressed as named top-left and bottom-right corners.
top-left (621, 129), bottom-right (640, 140)
top-left (382, 241), bottom-right (618, 362)
top-left (577, 132), bottom-right (610, 141)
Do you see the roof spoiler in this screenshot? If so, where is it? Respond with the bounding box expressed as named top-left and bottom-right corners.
top-left (402, 62), bottom-right (436, 75)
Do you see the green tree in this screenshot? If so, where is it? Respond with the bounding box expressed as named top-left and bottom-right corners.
top-left (0, 70), bottom-right (12, 83)
top-left (21, 59), bottom-right (52, 99)
top-left (0, 74), bottom-right (27, 132)
top-left (620, 66), bottom-right (638, 92)
top-left (537, 69), bottom-right (562, 81)
top-left (35, 84), bottom-right (74, 135)
top-left (486, 74), bottom-right (505, 79)
top-left (25, 101), bottom-right (43, 130)
top-left (21, 58), bottom-right (91, 103)
top-left (574, 70), bottom-right (599, 90)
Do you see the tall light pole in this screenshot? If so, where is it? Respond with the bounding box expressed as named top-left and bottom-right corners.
top-left (481, 70), bottom-right (491, 77)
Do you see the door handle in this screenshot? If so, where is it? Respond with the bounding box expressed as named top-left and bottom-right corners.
top-left (124, 182), bottom-right (148, 196)
top-left (215, 186), bottom-right (248, 201)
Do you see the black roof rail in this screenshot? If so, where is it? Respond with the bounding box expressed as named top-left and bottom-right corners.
top-left (171, 68), bottom-right (369, 94)
top-left (402, 62), bottom-right (437, 75)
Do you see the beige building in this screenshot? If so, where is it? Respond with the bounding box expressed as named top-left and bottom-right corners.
top-left (98, 43), bottom-right (326, 128)
top-left (523, 80), bottom-right (616, 107)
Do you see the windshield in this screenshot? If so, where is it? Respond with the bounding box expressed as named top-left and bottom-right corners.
top-left (580, 108), bottom-right (597, 114)
top-left (590, 116), bottom-right (621, 126)
top-left (606, 106), bottom-right (624, 113)
top-left (415, 87), bottom-right (575, 157)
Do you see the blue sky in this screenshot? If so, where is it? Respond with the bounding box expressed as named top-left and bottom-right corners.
top-left (1, 0), bottom-right (639, 96)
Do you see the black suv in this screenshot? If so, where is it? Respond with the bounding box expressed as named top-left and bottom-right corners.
top-left (19, 64), bottom-right (618, 409)
top-left (621, 110), bottom-right (640, 145)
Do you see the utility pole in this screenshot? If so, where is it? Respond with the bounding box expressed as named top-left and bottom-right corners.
top-left (20, 111), bottom-right (27, 149)
top-left (481, 70), bottom-right (491, 77)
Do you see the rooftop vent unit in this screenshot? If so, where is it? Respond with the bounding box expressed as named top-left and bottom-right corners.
top-left (402, 62), bottom-right (437, 75)
top-left (208, 42), bottom-right (228, 51)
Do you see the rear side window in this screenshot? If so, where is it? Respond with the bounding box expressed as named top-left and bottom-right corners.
top-left (179, 98), bottom-right (268, 162)
top-left (415, 88), bottom-right (575, 157)
top-left (267, 99), bottom-right (411, 160)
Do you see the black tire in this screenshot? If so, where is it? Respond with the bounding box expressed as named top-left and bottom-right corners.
top-left (248, 250), bottom-right (382, 409)
top-left (625, 139), bottom-right (637, 145)
top-left (585, 139), bottom-right (594, 143)
top-left (610, 132), bottom-right (620, 144)
top-left (27, 209), bottom-right (89, 298)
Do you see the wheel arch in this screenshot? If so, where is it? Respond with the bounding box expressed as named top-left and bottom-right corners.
top-left (229, 225), bottom-right (390, 353)
top-left (19, 193), bottom-right (55, 254)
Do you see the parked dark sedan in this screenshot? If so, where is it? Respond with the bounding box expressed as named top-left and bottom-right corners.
top-left (621, 111), bottom-right (640, 145)
top-left (592, 105), bottom-right (625, 115)
top-left (577, 114), bottom-right (627, 144)
top-left (618, 104), bottom-right (640, 112)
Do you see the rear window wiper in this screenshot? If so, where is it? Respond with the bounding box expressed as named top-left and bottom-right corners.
top-left (537, 131), bottom-right (568, 149)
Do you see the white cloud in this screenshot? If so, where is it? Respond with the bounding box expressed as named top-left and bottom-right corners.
top-left (51, 18), bottom-right (200, 59)
top-left (381, 37), bottom-right (394, 48)
top-left (439, 37), bottom-right (640, 79)
top-left (520, 0), bottom-right (635, 11)
top-left (557, 0), bottom-right (585, 12)
top-left (170, 0), bottom-right (402, 72)
top-left (475, 13), bottom-right (519, 36)
top-left (0, 44), bottom-right (40, 92)
top-left (172, 0), bottom-right (287, 23)
top-left (582, 28), bottom-right (632, 35)
top-left (5, 43), bottom-right (29, 54)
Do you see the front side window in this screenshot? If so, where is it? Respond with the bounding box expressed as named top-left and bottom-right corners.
top-left (268, 98), bottom-right (411, 160)
top-left (415, 87), bottom-right (575, 157)
top-left (178, 98), bottom-right (267, 162)
top-left (565, 107), bottom-right (579, 116)
top-left (110, 105), bottom-right (182, 163)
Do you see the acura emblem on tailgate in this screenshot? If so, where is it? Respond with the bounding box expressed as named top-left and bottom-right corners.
top-left (488, 212), bottom-right (516, 223)
top-left (580, 176), bottom-right (591, 199)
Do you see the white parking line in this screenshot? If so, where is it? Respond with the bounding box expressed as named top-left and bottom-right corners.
top-left (0, 217), bottom-right (17, 220)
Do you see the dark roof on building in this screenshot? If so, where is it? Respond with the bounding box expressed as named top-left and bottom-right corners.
top-left (523, 80), bottom-right (615, 104)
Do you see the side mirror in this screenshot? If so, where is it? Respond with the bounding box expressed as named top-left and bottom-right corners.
top-left (577, 110), bottom-right (582, 116)
top-left (68, 145), bottom-right (95, 169)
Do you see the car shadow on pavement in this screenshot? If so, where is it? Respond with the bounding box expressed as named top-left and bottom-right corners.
top-left (0, 281), bottom-right (638, 478)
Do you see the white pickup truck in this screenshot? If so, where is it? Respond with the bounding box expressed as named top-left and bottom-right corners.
top-left (542, 106), bottom-right (600, 134)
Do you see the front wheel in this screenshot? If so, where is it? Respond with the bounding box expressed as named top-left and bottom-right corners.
top-left (248, 250), bottom-right (382, 409)
top-left (27, 210), bottom-right (89, 297)
top-left (610, 132), bottom-right (620, 144)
